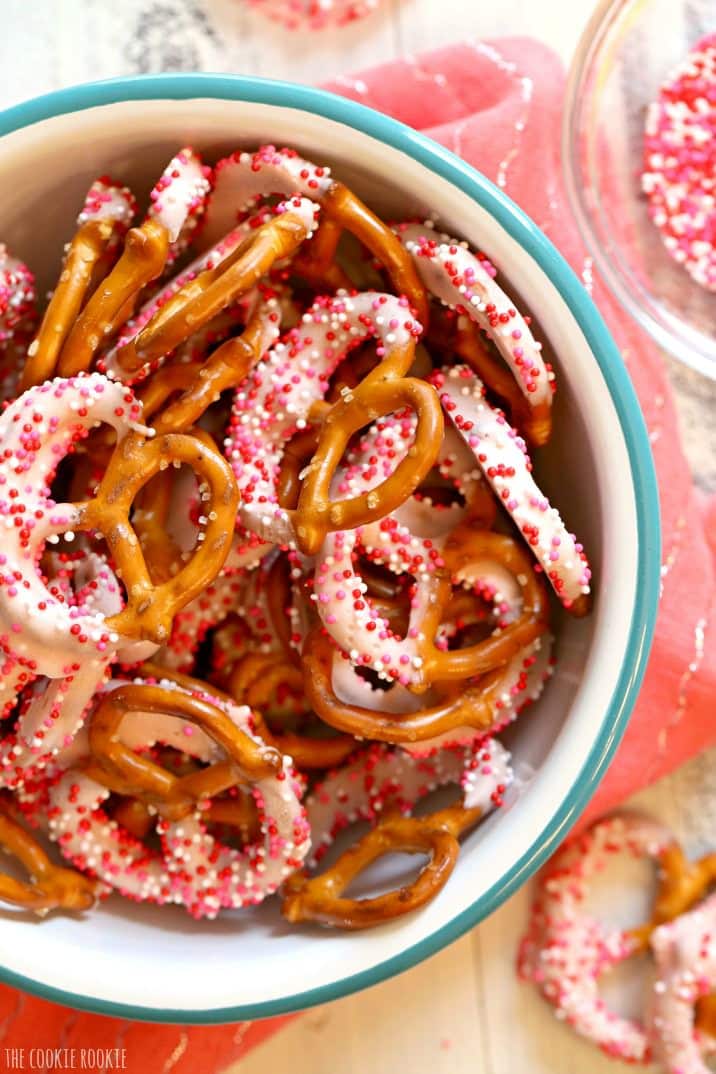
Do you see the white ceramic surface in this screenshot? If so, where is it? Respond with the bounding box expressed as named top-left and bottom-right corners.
top-left (0, 95), bottom-right (642, 1018)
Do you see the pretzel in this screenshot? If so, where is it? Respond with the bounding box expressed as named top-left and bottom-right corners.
top-left (21, 178), bottom-right (136, 390)
top-left (49, 677), bottom-right (308, 915)
top-left (432, 365), bottom-right (591, 613)
top-left (303, 626), bottom-right (550, 746)
top-left (281, 809), bottom-right (464, 929)
top-left (147, 295), bottom-right (280, 435)
top-left (56, 219), bottom-right (170, 377)
top-left (649, 894), bottom-right (716, 1073)
top-left (108, 199), bottom-right (318, 378)
top-left (70, 427), bottom-right (239, 645)
top-left (100, 220), bottom-right (256, 382)
top-left (313, 522), bottom-right (548, 692)
top-left (227, 653), bottom-right (356, 770)
top-left (146, 147), bottom-right (211, 265)
top-left (518, 814), bottom-right (716, 1062)
top-left (283, 737), bottom-right (511, 928)
top-left (0, 374), bottom-right (154, 676)
top-left (396, 220), bottom-right (553, 444)
top-left (0, 244), bottom-right (37, 401)
top-left (226, 290), bottom-right (441, 555)
top-left (427, 306), bottom-right (539, 443)
top-left (82, 682), bottom-right (281, 821)
top-left (200, 146), bottom-right (428, 322)
top-left (0, 797), bottom-right (98, 914)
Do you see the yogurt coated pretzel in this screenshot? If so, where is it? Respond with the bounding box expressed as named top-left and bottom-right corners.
top-left (200, 145), bottom-right (428, 322)
top-left (0, 244), bottom-right (37, 395)
top-left (49, 676), bottom-right (309, 916)
top-left (0, 797), bottom-right (98, 914)
top-left (396, 220), bottom-right (553, 445)
top-left (519, 814), bottom-right (716, 1063)
top-left (650, 893), bottom-right (716, 1074)
top-left (109, 198), bottom-right (319, 378)
top-left (303, 627), bottom-right (550, 745)
top-left (283, 737), bottom-right (511, 929)
top-left (433, 365), bottom-right (591, 613)
top-left (312, 524), bottom-right (549, 692)
top-left (21, 178), bottom-right (136, 390)
top-left (0, 553), bottom-right (128, 790)
top-left (69, 426), bottom-right (239, 645)
top-left (0, 374), bottom-right (153, 677)
top-left (146, 147), bottom-right (211, 265)
top-left (322, 633), bottom-right (553, 754)
top-left (225, 290), bottom-right (440, 556)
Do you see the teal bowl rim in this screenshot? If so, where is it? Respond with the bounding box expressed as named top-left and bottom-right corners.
top-left (0, 72), bottom-right (660, 1025)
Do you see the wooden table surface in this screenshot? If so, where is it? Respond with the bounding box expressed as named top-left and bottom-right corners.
top-left (2, 2), bottom-right (714, 1072)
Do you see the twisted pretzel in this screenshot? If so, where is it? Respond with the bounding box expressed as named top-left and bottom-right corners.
top-left (303, 628), bottom-right (551, 745)
top-left (519, 814), bottom-right (716, 1063)
top-left (69, 429), bottom-right (239, 644)
top-left (49, 676), bottom-right (308, 915)
top-left (282, 737), bottom-right (511, 929)
top-left (650, 894), bottom-right (716, 1073)
top-left (0, 798), bottom-right (97, 914)
top-left (109, 200), bottom-right (317, 377)
top-left (57, 219), bottom-right (170, 377)
top-left (201, 146), bottom-right (428, 322)
top-left (281, 808), bottom-right (466, 929)
top-left (396, 220), bottom-right (553, 444)
top-left (313, 523), bottom-right (549, 693)
top-left (21, 179), bottom-right (136, 390)
top-left (226, 290), bottom-right (441, 555)
top-left (433, 365), bottom-right (591, 613)
top-left (83, 682), bottom-right (281, 821)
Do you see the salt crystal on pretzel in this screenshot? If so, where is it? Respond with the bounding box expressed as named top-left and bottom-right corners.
top-left (0, 374), bottom-right (153, 677)
top-left (396, 221), bottom-right (553, 443)
top-left (518, 813), bottom-right (677, 1062)
top-left (147, 147), bottom-right (211, 263)
top-left (433, 365), bottom-right (591, 612)
top-left (225, 290), bottom-right (422, 547)
top-left (649, 892), bottom-right (716, 1073)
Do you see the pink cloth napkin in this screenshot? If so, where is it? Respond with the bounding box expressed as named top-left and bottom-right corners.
top-left (1, 36), bottom-right (713, 1073)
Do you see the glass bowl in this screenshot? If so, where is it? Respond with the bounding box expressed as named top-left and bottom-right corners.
top-left (564, 0), bottom-right (716, 379)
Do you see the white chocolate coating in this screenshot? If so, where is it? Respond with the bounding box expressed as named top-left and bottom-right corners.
top-left (434, 365), bottom-right (591, 609)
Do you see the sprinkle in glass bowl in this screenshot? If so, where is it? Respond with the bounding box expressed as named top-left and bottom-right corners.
top-left (564, 0), bottom-right (716, 379)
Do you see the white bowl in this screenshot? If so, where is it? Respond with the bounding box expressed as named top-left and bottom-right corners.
top-left (0, 75), bottom-right (660, 1023)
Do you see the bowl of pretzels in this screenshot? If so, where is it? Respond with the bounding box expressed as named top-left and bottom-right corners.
top-left (0, 74), bottom-right (659, 1022)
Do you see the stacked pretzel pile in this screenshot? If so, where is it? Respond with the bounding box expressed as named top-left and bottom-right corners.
top-left (520, 813), bottom-right (716, 1073)
top-left (0, 144), bottom-right (590, 929)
